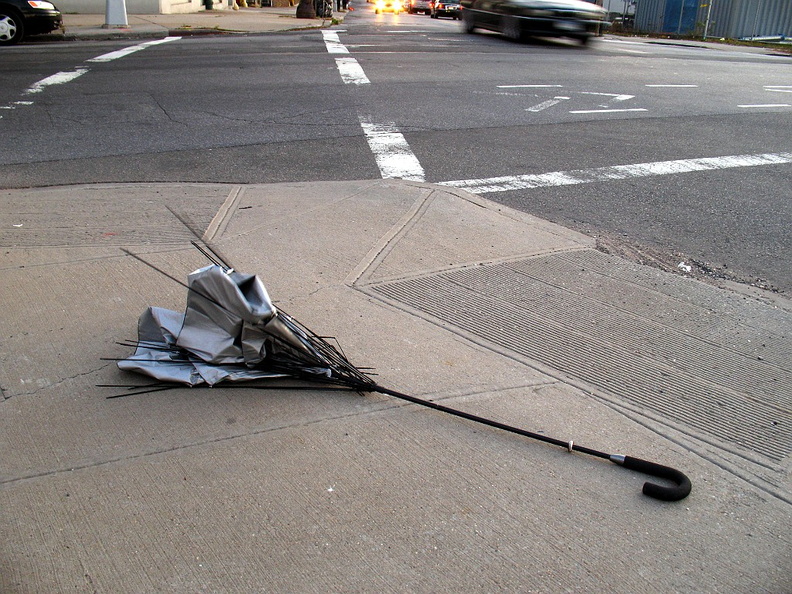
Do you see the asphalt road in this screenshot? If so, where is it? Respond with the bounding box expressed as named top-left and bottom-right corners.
top-left (1, 9), bottom-right (791, 294)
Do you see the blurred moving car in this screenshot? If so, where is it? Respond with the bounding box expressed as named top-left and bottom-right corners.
top-left (460, 0), bottom-right (608, 45)
top-left (406, 0), bottom-right (431, 13)
top-left (374, 0), bottom-right (403, 12)
top-left (430, 0), bottom-right (461, 19)
top-left (0, 0), bottom-right (62, 45)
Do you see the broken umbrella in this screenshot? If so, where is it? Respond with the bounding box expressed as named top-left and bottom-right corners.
top-left (106, 245), bottom-right (692, 502)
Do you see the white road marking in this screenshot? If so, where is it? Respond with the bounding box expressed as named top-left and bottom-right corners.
top-left (2, 38), bottom-right (181, 118)
top-left (569, 108), bottom-right (647, 114)
top-left (598, 40), bottom-right (648, 53)
top-left (86, 37), bottom-right (181, 63)
top-left (495, 86), bottom-right (643, 111)
top-left (738, 103), bottom-right (791, 108)
top-left (321, 30), bottom-right (349, 54)
top-left (335, 57), bottom-right (371, 84)
top-left (321, 31), bottom-right (422, 181)
top-left (646, 84), bottom-right (698, 88)
top-left (359, 117), bottom-right (425, 181)
top-left (24, 68), bottom-right (89, 94)
top-left (765, 86), bottom-right (792, 94)
top-left (602, 39), bottom-right (646, 45)
top-left (439, 152), bottom-right (792, 194)
top-left (526, 96), bottom-right (569, 112)
top-left (580, 92), bottom-right (634, 101)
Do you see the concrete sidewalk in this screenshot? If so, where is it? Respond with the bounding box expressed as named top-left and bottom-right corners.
top-left (1, 179), bottom-right (790, 592)
top-left (56, 6), bottom-right (342, 41)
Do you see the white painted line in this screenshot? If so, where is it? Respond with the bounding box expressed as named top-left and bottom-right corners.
top-left (359, 117), bottom-right (425, 181)
top-left (335, 57), bottom-right (371, 85)
top-left (601, 39), bottom-right (645, 46)
top-left (323, 32), bottom-right (423, 183)
top-left (24, 68), bottom-right (89, 94)
top-left (526, 96), bottom-right (569, 112)
top-left (646, 84), bottom-right (698, 88)
top-left (569, 108), bottom-right (647, 114)
top-left (86, 36), bottom-right (181, 63)
top-left (579, 92), bottom-right (634, 101)
top-left (321, 30), bottom-right (349, 54)
top-left (439, 152), bottom-right (792, 194)
top-left (764, 86), bottom-right (792, 94)
top-left (499, 85), bottom-right (563, 88)
top-left (738, 104), bottom-right (791, 108)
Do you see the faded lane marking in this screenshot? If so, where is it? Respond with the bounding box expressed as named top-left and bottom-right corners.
top-left (359, 117), bottom-right (425, 181)
top-left (321, 30), bottom-right (423, 180)
top-left (24, 68), bottom-right (89, 94)
top-left (569, 108), bottom-right (647, 114)
top-left (87, 37), bottom-right (181, 63)
top-left (1, 37), bottom-right (181, 119)
top-left (335, 57), bottom-right (371, 85)
top-left (439, 152), bottom-right (792, 194)
top-left (765, 86), bottom-right (792, 93)
top-left (322, 30), bottom-right (370, 84)
top-left (526, 96), bottom-right (569, 112)
top-left (580, 92), bottom-right (634, 101)
top-left (321, 30), bottom-right (349, 54)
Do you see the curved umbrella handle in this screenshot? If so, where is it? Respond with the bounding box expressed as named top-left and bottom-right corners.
top-left (611, 455), bottom-right (692, 501)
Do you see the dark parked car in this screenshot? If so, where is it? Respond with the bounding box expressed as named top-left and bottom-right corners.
top-left (0, 0), bottom-right (62, 45)
top-left (460, 0), bottom-right (608, 45)
top-left (431, 0), bottom-right (461, 19)
top-left (406, 0), bottom-right (431, 13)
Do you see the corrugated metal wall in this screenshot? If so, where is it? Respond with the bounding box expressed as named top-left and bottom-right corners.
top-left (635, 0), bottom-right (792, 38)
top-left (635, 0), bottom-right (665, 31)
top-left (634, 0), bottom-right (698, 34)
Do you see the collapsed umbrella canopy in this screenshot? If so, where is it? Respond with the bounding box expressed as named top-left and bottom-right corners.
top-left (118, 264), bottom-right (374, 389)
top-left (112, 256), bottom-right (691, 502)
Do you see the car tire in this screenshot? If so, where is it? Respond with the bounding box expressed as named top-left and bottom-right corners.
top-left (501, 15), bottom-right (521, 41)
top-left (462, 11), bottom-right (475, 33)
top-left (0, 9), bottom-right (24, 45)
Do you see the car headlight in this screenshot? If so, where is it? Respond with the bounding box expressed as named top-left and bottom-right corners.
top-left (28, 0), bottom-right (57, 8)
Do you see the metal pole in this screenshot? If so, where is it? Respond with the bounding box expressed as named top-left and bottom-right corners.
top-left (104, 0), bottom-right (128, 28)
top-left (703, 0), bottom-right (714, 39)
top-left (752, 0), bottom-right (761, 39)
top-left (676, 0), bottom-right (685, 34)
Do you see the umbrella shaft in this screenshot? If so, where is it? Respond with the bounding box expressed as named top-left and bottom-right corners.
top-left (372, 384), bottom-right (610, 460)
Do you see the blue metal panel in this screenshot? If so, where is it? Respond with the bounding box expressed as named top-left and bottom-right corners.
top-left (661, 0), bottom-right (698, 33)
top-left (637, 0), bottom-right (792, 37)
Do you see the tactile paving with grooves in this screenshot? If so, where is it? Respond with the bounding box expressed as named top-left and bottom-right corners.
top-left (370, 250), bottom-right (791, 465)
